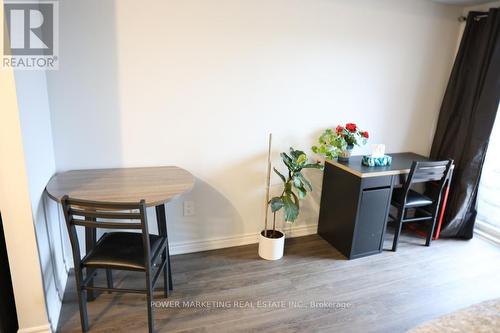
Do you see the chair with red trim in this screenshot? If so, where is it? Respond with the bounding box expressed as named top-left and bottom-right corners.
top-left (389, 159), bottom-right (453, 251)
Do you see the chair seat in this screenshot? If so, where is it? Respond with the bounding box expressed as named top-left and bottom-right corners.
top-left (82, 232), bottom-right (162, 271)
top-left (392, 188), bottom-right (433, 208)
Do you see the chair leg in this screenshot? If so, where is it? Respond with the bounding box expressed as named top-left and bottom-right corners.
top-left (426, 217), bottom-right (438, 247)
top-left (167, 254), bottom-right (173, 291)
top-left (106, 269), bottom-right (113, 293)
top-left (78, 289), bottom-right (89, 332)
top-left (156, 203), bottom-right (173, 291)
top-left (146, 270), bottom-right (155, 333)
top-left (162, 250), bottom-right (169, 297)
top-left (75, 268), bottom-right (89, 332)
top-left (392, 208), bottom-right (404, 252)
top-left (85, 227), bottom-right (97, 301)
top-left (165, 238), bottom-right (173, 291)
top-left (86, 268), bottom-right (96, 301)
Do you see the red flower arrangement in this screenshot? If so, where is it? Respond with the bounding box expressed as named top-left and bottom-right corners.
top-left (345, 123), bottom-right (357, 132)
top-left (335, 123), bottom-right (369, 146)
top-left (312, 123), bottom-right (369, 160)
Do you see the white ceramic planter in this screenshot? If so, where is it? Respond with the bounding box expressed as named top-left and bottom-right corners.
top-left (258, 230), bottom-right (285, 260)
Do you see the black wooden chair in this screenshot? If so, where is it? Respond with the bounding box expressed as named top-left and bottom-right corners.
top-left (61, 196), bottom-right (170, 333)
top-left (389, 159), bottom-right (453, 251)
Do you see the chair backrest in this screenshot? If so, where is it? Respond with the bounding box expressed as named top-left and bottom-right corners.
top-left (402, 159), bottom-right (453, 207)
top-left (61, 196), bottom-right (150, 266)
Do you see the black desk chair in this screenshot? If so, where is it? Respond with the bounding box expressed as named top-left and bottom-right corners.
top-left (61, 196), bottom-right (170, 333)
top-left (389, 159), bottom-right (453, 251)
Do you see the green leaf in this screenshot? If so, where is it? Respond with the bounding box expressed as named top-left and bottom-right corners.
top-left (283, 194), bottom-right (299, 222)
top-left (290, 190), bottom-right (299, 209)
top-left (273, 167), bottom-right (286, 183)
top-left (292, 174), bottom-right (311, 197)
top-left (269, 197), bottom-right (284, 213)
top-left (290, 148), bottom-right (306, 160)
top-left (296, 186), bottom-right (306, 199)
top-left (290, 190), bottom-right (299, 208)
top-left (295, 172), bottom-right (312, 191)
top-left (292, 175), bottom-right (302, 189)
top-left (296, 154), bottom-right (307, 166)
top-left (303, 162), bottom-right (324, 170)
top-left (280, 152), bottom-right (293, 169)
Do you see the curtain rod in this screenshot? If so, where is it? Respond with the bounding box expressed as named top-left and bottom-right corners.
top-left (458, 14), bottom-right (488, 22)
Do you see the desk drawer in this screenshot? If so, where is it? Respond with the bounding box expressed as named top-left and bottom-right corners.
top-left (361, 176), bottom-right (392, 189)
top-left (351, 187), bottom-right (391, 257)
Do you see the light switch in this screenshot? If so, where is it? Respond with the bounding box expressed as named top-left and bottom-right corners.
top-left (183, 201), bottom-right (195, 216)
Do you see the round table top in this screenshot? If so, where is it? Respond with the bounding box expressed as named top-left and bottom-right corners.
top-left (46, 166), bottom-right (195, 207)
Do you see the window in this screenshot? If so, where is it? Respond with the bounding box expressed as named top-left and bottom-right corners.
top-left (476, 103), bottom-right (500, 243)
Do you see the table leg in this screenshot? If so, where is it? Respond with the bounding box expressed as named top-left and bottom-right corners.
top-left (85, 223), bottom-right (96, 301)
top-left (155, 204), bottom-right (173, 294)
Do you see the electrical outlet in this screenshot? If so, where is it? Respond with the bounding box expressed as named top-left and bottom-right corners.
top-left (183, 201), bottom-right (195, 216)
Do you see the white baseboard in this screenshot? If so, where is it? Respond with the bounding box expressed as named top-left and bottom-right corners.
top-left (282, 223), bottom-right (318, 238)
top-left (18, 324), bottom-right (52, 333)
top-left (475, 221), bottom-right (500, 246)
top-left (49, 270), bottom-right (69, 332)
top-left (475, 229), bottom-right (500, 246)
top-left (170, 223), bottom-right (318, 255)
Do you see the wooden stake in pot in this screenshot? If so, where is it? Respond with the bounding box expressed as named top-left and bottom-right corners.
top-left (263, 133), bottom-right (272, 237)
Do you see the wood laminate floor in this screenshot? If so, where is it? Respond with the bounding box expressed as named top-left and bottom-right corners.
top-left (57, 231), bottom-right (500, 333)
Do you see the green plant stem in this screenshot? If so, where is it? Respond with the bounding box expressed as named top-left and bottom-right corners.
top-left (272, 212), bottom-right (276, 237)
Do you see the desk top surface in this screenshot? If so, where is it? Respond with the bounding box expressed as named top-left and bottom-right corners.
top-left (46, 166), bottom-right (195, 207)
top-left (326, 152), bottom-right (430, 178)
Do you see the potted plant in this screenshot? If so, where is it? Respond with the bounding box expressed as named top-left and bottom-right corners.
top-left (259, 145), bottom-right (323, 260)
top-left (312, 123), bottom-right (369, 161)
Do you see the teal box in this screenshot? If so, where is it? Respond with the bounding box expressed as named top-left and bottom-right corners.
top-left (362, 155), bottom-right (392, 167)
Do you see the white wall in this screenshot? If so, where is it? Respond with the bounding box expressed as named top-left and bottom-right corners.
top-left (15, 69), bottom-right (67, 332)
top-left (47, 0), bottom-right (463, 253)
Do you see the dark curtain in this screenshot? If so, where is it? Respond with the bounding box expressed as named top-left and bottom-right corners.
top-left (430, 8), bottom-right (500, 239)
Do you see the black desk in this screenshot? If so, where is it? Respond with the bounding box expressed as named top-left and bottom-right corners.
top-left (317, 152), bottom-right (444, 259)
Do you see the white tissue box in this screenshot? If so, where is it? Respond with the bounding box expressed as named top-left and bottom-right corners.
top-left (371, 144), bottom-right (385, 158)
